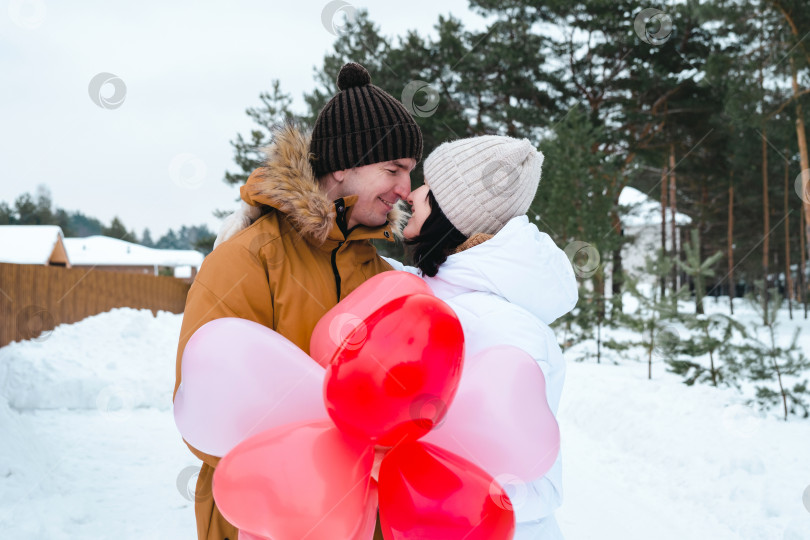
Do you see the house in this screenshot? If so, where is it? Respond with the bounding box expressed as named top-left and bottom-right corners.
top-left (0, 225), bottom-right (203, 281)
top-left (617, 186), bottom-right (692, 286)
top-left (63, 235), bottom-right (203, 281)
top-left (0, 225), bottom-right (70, 266)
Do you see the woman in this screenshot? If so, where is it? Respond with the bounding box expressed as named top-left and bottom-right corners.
top-left (387, 135), bottom-right (578, 539)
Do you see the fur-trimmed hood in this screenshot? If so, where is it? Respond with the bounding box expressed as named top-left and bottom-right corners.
top-left (239, 123), bottom-right (408, 245)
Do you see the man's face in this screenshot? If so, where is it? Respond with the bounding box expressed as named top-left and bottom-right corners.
top-left (334, 158), bottom-right (416, 229)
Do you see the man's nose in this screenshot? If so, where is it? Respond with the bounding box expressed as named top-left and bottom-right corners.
top-left (393, 175), bottom-right (411, 201)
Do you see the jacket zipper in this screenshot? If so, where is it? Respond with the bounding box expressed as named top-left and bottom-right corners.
top-left (332, 199), bottom-right (348, 302)
top-left (331, 241), bottom-right (343, 302)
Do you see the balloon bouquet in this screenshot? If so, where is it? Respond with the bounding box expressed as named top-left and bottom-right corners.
top-left (174, 271), bottom-right (560, 540)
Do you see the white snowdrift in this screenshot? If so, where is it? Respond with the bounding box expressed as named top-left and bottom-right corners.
top-left (1, 308), bottom-right (180, 411)
top-left (0, 303), bottom-right (808, 539)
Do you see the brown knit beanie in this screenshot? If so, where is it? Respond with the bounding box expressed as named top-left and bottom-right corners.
top-left (309, 62), bottom-right (424, 178)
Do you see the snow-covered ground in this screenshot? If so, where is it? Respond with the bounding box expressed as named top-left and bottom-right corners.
top-left (1, 303), bottom-right (809, 539)
top-left (0, 309), bottom-right (196, 538)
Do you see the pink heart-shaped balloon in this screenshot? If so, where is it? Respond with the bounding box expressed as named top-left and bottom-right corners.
top-left (310, 271), bottom-right (433, 367)
top-left (324, 294), bottom-right (465, 446)
top-left (422, 345), bottom-right (560, 482)
top-left (174, 318), bottom-right (328, 457)
top-left (378, 441), bottom-right (515, 540)
top-left (214, 420), bottom-right (376, 540)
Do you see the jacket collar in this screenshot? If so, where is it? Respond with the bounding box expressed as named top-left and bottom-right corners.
top-left (239, 122), bottom-right (407, 248)
top-left (453, 232), bottom-right (494, 254)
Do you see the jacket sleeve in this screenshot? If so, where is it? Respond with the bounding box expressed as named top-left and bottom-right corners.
top-left (513, 321), bottom-right (566, 524)
top-left (173, 240), bottom-right (275, 468)
top-left (457, 301), bottom-right (566, 524)
top-left (513, 450), bottom-right (563, 523)
top-left (380, 255), bottom-right (421, 275)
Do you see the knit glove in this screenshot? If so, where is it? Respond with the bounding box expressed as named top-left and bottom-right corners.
top-left (213, 201), bottom-right (262, 249)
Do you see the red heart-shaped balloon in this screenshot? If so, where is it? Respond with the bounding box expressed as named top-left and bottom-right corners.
top-left (378, 441), bottom-right (515, 540)
top-left (310, 271), bottom-right (433, 367)
top-left (213, 420), bottom-right (375, 540)
top-left (324, 294), bottom-right (465, 446)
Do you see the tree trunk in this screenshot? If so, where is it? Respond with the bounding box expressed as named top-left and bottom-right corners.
top-left (785, 158), bottom-right (793, 318)
top-left (768, 325), bottom-right (788, 421)
top-left (669, 144), bottom-right (678, 292)
top-left (661, 164), bottom-right (669, 298)
top-left (594, 268), bottom-right (606, 321)
top-left (597, 318), bottom-right (602, 365)
top-left (759, 23), bottom-right (770, 324)
top-left (801, 208), bottom-right (808, 318)
top-left (594, 268), bottom-right (605, 365)
top-left (704, 325), bottom-right (717, 387)
top-left (611, 247), bottom-right (623, 314)
top-left (762, 124), bottom-right (770, 324)
top-left (790, 57), bottom-right (810, 300)
top-left (728, 178), bottom-right (735, 315)
top-left (611, 186), bottom-right (624, 314)
top-left (697, 183), bottom-right (709, 315)
top-left (775, 356), bottom-right (789, 420)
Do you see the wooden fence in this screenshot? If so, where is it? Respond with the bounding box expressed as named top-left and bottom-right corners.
top-left (0, 263), bottom-right (190, 348)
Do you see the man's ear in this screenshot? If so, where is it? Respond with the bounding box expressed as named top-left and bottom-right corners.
top-left (332, 169), bottom-right (347, 182)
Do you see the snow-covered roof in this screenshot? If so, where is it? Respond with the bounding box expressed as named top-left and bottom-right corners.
top-left (174, 265), bottom-right (192, 278)
top-left (620, 186), bottom-right (692, 228)
top-left (63, 236), bottom-right (204, 269)
top-left (0, 225), bottom-right (68, 265)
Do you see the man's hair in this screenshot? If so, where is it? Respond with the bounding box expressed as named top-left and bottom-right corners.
top-left (405, 190), bottom-right (467, 277)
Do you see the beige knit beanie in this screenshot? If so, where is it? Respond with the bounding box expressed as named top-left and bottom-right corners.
top-left (423, 135), bottom-right (544, 237)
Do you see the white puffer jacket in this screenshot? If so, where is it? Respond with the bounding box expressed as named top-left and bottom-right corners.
top-left (386, 215), bottom-right (578, 539)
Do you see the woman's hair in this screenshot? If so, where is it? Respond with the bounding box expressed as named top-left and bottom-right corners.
top-left (405, 190), bottom-right (467, 277)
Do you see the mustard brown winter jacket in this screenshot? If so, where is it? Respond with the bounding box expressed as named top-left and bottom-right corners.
top-left (173, 123), bottom-right (406, 540)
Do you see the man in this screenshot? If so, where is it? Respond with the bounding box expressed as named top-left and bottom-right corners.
top-left (173, 62), bottom-right (423, 540)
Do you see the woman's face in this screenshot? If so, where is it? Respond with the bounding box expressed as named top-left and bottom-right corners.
top-left (402, 184), bottom-right (431, 239)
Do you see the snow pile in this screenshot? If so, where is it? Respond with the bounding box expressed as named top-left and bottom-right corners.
top-left (0, 308), bottom-right (181, 411)
top-left (0, 304), bottom-right (809, 538)
top-left (557, 361), bottom-right (810, 539)
top-left (0, 308), bottom-right (195, 539)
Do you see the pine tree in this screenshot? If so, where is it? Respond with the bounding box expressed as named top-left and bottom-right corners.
top-left (556, 283), bottom-right (622, 364)
top-left (179, 225), bottom-right (215, 254)
top-left (677, 228), bottom-right (724, 314)
top-left (666, 312), bottom-right (746, 388)
top-left (141, 228), bottom-right (154, 247)
top-left (53, 208), bottom-right (75, 236)
top-left (192, 234), bottom-right (216, 256)
top-left (224, 80), bottom-right (299, 189)
top-left (67, 211), bottom-right (104, 237)
top-left (32, 185), bottom-right (55, 224)
top-left (155, 229), bottom-right (180, 250)
top-left (616, 251), bottom-right (689, 379)
top-left (532, 107), bottom-right (623, 341)
top-left (101, 217), bottom-right (137, 243)
top-left (13, 193), bottom-right (39, 224)
top-left (739, 285), bottom-right (810, 420)
top-left (0, 202), bottom-right (15, 225)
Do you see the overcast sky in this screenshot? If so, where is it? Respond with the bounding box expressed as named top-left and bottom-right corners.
top-left (1, 0), bottom-right (487, 239)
